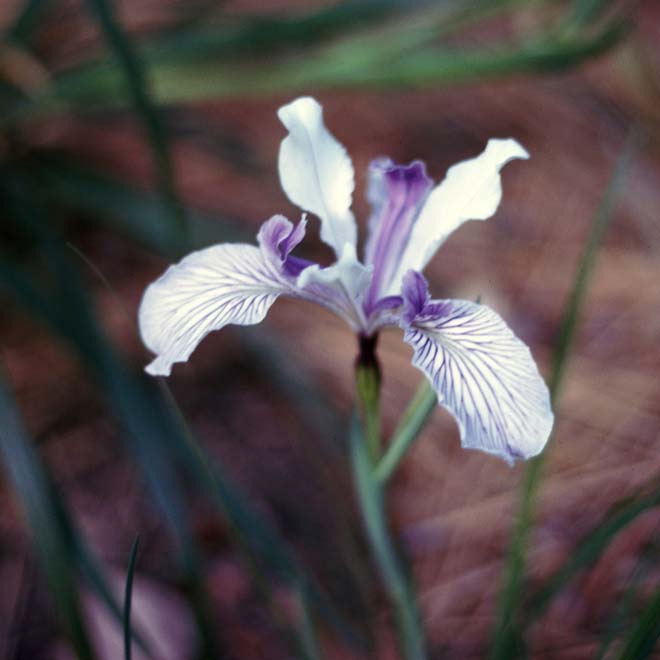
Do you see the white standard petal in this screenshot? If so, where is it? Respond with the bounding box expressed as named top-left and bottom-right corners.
top-left (403, 299), bottom-right (553, 463)
top-left (278, 97), bottom-right (357, 256)
top-left (390, 139), bottom-right (528, 291)
top-left (139, 243), bottom-right (285, 376)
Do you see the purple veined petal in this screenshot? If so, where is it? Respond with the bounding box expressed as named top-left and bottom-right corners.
top-left (278, 97), bottom-right (357, 257)
top-left (390, 139), bottom-right (529, 291)
top-left (400, 272), bottom-right (553, 463)
top-left (363, 159), bottom-right (433, 305)
top-left (140, 215), bottom-right (303, 376)
top-left (139, 240), bottom-right (287, 376)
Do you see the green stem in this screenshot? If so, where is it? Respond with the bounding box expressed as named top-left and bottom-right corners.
top-left (376, 381), bottom-right (437, 484)
top-left (353, 341), bottom-right (427, 660)
top-left (355, 334), bottom-right (382, 461)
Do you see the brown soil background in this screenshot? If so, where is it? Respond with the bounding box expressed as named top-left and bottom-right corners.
top-left (2, 1), bottom-right (660, 658)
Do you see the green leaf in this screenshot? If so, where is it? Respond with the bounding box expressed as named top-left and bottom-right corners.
top-left (349, 410), bottom-right (426, 660)
top-left (489, 127), bottom-right (641, 658)
top-left (84, 0), bottom-right (187, 245)
top-left (0, 371), bottom-right (95, 660)
top-left (375, 381), bottom-right (436, 484)
top-left (123, 537), bottom-right (140, 660)
top-left (1, 170), bottom-right (363, 653)
top-left (4, 0), bottom-right (51, 44)
top-left (616, 581), bottom-right (660, 660)
top-left (2, 7), bottom-right (628, 124)
top-left (31, 155), bottom-right (242, 256)
top-left (529, 484), bottom-right (660, 618)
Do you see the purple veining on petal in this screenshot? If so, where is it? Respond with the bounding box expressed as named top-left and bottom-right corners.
top-left (401, 298), bottom-right (554, 463)
top-left (363, 159), bottom-right (433, 311)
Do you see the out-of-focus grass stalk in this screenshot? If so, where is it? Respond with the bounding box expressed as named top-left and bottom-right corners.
top-left (157, 380), bottom-right (327, 660)
top-left (0, 177), bottom-right (220, 658)
top-left (376, 381), bottom-right (436, 484)
top-left (2, 6), bottom-right (627, 127)
top-left (489, 128), bottom-right (640, 658)
top-left (83, 0), bottom-right (187, 245)
top-left (353, 343), bottom-right (427, 660)
top-left (616, 580), bottom-right (660, 659)
top-left (123, 537), bottom-right (140, 660)
top-left (596, 523), bottom-right (660, 659)
top-left (4, 0), bottom-right (51, 44)
top-left (0, 371), bottom-right (95, 660)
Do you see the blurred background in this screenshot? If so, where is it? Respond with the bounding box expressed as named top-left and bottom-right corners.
top-left (1, 0), bottom-right (659, 658)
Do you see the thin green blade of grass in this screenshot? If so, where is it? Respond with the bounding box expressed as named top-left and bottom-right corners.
top-left (563, 0), bottom-right (622, 33)
top-left (349, 411), bottom-right (426, 660)
top-left (0, 370), bottom-right (95, 660)
top-left (293, 580), bottom-right (323, 660)
top-left (3, 11), bottom-right (627, 125)
top-left (529, 481), bottom-right (660, 618)
top-left (13, 159), bottom-right (366, 649)
top-left (158, 381), bottom-right (364, 650)
top-left (376, 381), bottom-right (436, 484)
top-left (1, 172), bottom-right (363, 652)
top-left (0, 180), bottom-right (221, 658)
top-left (30, 155), bottom-right (242, 256)
top-left (596, 523), bottom-right (660, 660)
top-left (4, 0), bottom-right (51, 44)
top-left (489, 128), bottom-right (640, 659)
top-left (123, 537), bottom-right (140, 660)
top-left (84, 0), bottom-right (187, 246)
top-left (616, 582), bottom-right (660, 660)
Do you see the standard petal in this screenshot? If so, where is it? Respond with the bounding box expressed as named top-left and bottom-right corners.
top-left (392, 139), bottom-right (528, 287)
top-left (363, 159), bottom-right (433, 304)
top-left (139, 242), bottom-right (286, 376)
top-left (278, 97), bottom-right (356, 256)
top-left (401, 282), bottom-right (553, 462)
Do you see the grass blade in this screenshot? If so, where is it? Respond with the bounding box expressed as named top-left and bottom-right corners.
top-left (529, 482), bottom-right (660, 618)
top-left (4, 0), bottom-right (51, 44)
top-left (123, 537), bottom-right (140, 660)
top-left (1, 172), bottom-right (362, 652)
top-left (376, 381), bottom-right (436, 484)
top-left (3, 9), bottom-right (628, 124)
top-left (31, 154), bottom-right (241, 255)
top-left (0, 175), bottom-right (220, 657)
top-left (0, 370), bottom-right (95, 660)
top-left (489, 127), bottom-right (640, 659)
top-left (616, 582), bottom-right (660, 660)
top-left (84, 0), bottom-right (187, 245)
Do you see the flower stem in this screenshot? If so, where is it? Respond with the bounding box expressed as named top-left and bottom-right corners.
top-left (376, 380), bottom-right (437, 484)
top-left (353, 340), bottom-right (427, 660)
top-left (355, 334), bottom-right (382, 461)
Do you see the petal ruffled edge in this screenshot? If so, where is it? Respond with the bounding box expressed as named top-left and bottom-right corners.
top-left (277, 97), bottom-right (357, 257)
top-left (390, 139), bottom-right (529, 289)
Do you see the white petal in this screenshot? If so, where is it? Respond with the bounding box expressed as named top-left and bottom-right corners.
top-left (278, 97), bottom-right (356, 256)
top-left (139, 243), bottom-right (285, 376)
top-left (403, 299), bottom-right (553, 463)
top-left (392, 139), bottom-right (528, 288)
top-left (298, 242), bottom-right (372, 304)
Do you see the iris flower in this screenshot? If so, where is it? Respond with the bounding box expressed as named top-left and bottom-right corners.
top-left (139, 97), bottom-right (553, 463)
